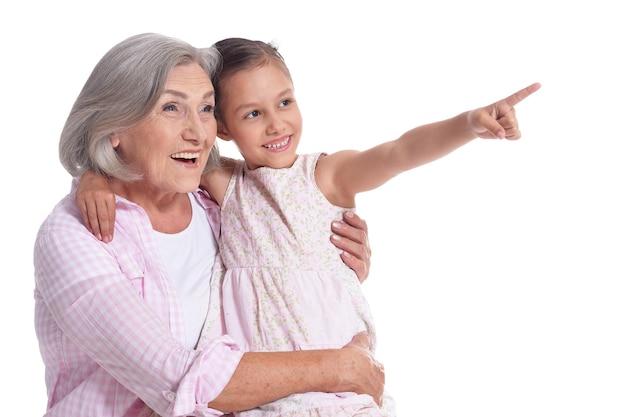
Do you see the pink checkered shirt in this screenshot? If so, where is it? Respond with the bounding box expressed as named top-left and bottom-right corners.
top-left (34, 180), bottom-right (243, 417)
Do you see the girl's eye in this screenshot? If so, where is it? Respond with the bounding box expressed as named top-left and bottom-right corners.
top-left (279, 99), bottom-right (292, 107)
top-left (244, 110), bottom-right (260, 119)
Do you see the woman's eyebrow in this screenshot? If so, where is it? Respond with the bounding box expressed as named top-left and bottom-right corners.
top-left (162, 90), bottom-right (216, 100)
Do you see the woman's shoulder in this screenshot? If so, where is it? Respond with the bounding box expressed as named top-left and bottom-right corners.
top-left (38, 193), bottom-right (84, 232)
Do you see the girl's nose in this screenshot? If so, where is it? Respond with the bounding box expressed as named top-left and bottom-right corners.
top-left (265, 112), bottom-right (286, 135)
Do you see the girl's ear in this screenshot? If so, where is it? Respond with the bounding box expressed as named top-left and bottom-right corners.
top-left (217, 121), bottom-right (233, 142)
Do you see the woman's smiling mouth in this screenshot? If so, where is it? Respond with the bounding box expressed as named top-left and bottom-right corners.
top-left (170, 151), bottom-right (200, 164)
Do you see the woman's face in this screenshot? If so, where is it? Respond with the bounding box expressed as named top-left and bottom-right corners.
top-left (111, 63), bottom-right (217, 194)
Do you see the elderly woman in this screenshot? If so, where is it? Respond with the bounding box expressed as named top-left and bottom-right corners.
top-left (34, 33), bottom-right (383, 417)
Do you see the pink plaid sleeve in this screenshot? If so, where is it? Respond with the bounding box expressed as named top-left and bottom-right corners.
top-left (34, 192), bottom-right (243, 417)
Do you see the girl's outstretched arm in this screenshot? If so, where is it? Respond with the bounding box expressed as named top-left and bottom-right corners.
top-left (317, 82), bottom-right (541, 205)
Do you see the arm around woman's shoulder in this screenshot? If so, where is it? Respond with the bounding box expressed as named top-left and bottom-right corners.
top-left (201, 156), bottom-right (238, 206)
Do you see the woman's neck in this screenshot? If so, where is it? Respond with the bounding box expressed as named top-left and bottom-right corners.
top-left (110, 180), bottom-right (193, 233)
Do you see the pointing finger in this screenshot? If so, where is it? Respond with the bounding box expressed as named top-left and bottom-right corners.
top-left (501, 82), bottom-right (541, 109)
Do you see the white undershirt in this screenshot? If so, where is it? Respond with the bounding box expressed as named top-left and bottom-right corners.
top-left (154, 194), bottom-right (218, 349)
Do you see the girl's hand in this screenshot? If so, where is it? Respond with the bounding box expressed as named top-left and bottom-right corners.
top-left (469, 82), bottom-right (541, 140)
top-left (76, 171), bottom-right (116, 242)
top-left (331, 211), bottom-right (372, 283)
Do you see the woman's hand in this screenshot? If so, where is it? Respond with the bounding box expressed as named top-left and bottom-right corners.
top-left (331, 211), bottom-right (372, 283)
top-left (338, 332), bottom-right (385, 406)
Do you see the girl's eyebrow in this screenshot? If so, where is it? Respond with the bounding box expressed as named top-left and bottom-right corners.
top-left (233, 88), bottom-right (293, 114)
top-left (276, 88), bottom-right (293, 98)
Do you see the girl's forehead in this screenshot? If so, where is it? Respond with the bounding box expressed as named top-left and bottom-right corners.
top-left (229, 60), bottom-right (290, 83)
top-left (226, 62), bottom-right (292, 93)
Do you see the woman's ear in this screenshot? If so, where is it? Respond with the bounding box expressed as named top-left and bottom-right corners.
top-left (110, 133), bottom-right (120, 148)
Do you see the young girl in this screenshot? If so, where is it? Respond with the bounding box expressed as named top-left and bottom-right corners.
top-left (78, 38), bottom-right (539, 416)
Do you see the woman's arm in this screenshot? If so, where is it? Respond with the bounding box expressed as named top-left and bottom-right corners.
top-left (34, 206), bottom-right (239, 416)
top-left (209, 332), bottom-right (384, 412)
top-left (36, 196), bottom-right (382, 415)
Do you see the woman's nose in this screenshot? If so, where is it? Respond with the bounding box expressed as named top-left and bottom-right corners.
top-left (184, 112), bottom-right (214, 143)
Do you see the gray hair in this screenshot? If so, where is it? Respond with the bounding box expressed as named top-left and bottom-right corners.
top-left (59, 33), bottom-right (221, 180)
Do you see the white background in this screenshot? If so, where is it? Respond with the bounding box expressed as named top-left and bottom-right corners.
top-left (2, 1), bottom-right (625, 416)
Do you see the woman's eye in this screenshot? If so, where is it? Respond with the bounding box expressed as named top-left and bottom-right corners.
top-left (163, 103), bottom-right (178, 112)
top-left (202, 104), bottom-right (215, 113)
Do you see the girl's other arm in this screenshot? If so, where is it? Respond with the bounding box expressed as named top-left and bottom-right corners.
top-left (76, 155), bottom-right (238, 241)
top-left (200, 157), bottom-right (236, 206)
top-left (76, 170), bottom-right (116, 242)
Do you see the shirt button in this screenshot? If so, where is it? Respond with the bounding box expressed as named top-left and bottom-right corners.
top-left (166, 392), bottom-right (176, 401)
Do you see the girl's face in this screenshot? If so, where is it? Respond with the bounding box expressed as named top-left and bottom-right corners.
top-left (111, 63), bottom-right (217, 195)
top-left (217, 62), bottom-right (302, 170)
